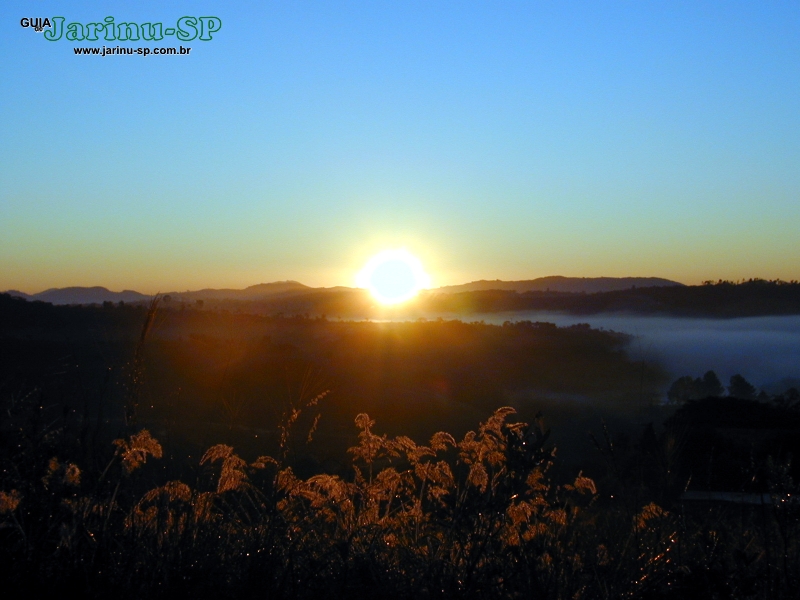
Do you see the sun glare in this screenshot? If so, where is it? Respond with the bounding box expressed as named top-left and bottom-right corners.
top-left (356, 249), bottom-right (431, 304)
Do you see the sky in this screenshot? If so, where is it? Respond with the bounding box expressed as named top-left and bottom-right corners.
top-left (1, 1), bottom-right (799, 294)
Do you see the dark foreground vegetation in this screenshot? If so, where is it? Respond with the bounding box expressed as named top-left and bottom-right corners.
top-left (1, 294), bottom-right (800, 598)
top-left (0, 292), bottom-right (668, 461)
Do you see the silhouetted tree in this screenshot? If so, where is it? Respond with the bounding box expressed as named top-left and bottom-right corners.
top-left (772, 387), bottom-right (800, 410)
top-left (728, 374), bottom-right (757, 400)
top-left (667, 370), bottom-right (723, 403)
top-left (699, 370), bottom-right (724, 397)
top-left (667, 376), bottom-right (696, 403)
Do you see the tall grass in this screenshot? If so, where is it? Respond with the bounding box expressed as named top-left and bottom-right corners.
top-left (2, 397), bottom-right (798, 599)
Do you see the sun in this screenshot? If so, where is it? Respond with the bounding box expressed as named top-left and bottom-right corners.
top-left (356, 249), bottom-right (431, 304)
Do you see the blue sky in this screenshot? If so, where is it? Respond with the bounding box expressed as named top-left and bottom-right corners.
top-left (1, 1), bottom-right (798, 292)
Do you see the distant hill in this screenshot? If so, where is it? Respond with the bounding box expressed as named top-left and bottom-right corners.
top-left (436, 276), bottom-right (683, 294)
top-left (2, 281), bottom-right (313, 306)
top-left (166, 281), bottom-right (311, 301)
top-left (3, 279), bottom-right (800, 317)
top-left (4, 290), bottom-right (33, 301)
top-left (5, 286), bottom-right (152, 305)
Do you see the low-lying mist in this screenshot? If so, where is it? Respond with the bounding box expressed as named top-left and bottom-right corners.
top-left (434, 312), bottom-right (800, 391)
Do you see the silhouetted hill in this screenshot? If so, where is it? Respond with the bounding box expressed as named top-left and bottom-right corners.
top-left (166, 281), bottom-right (312, 301)
top-left (1, 281), bottom-right (315, 306)
top-left (4, 290), bottom-right (32, 301)
top-left (420, 280), bottom-right (800, 317)
top-left (9, 286), bottom-right (153, 305)
top-left (207, 279), bottom-right (797, 319)
top-left (6, 279), bottom-right (798, 317)
top-left (1, 278), bottom-right (681, 307)
top-left (437, 276), bottom-right (683, 294)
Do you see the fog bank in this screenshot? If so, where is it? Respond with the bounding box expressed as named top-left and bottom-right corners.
top-left (432, 312), bottom-right (800, 392)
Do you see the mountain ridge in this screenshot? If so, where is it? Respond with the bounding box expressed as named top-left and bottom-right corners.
top-left (3, 276), bottom-right (683, 305)
top-left (435, 276), bottom-right (683, 294)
